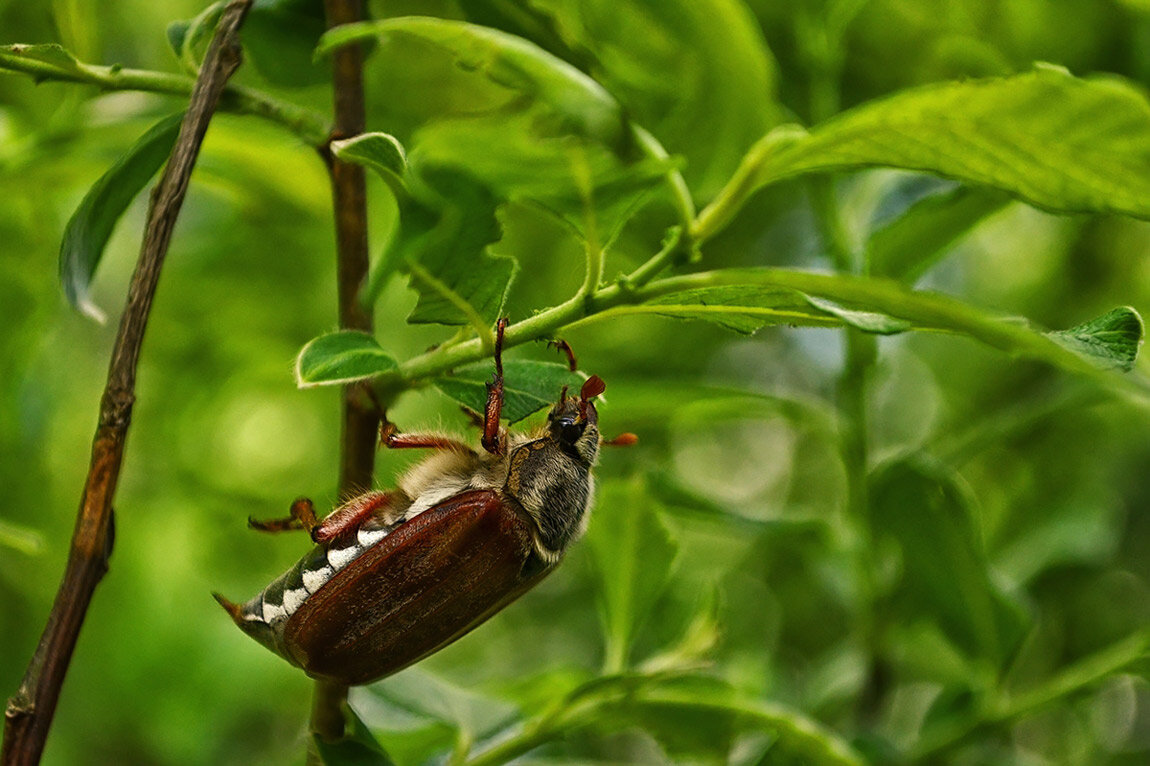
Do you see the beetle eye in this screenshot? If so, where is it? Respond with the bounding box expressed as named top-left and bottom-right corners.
top-left (556, 417), bottom-right (584, 445)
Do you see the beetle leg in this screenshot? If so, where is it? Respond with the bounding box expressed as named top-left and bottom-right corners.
top-left (482, 317), bottom-right (509, 455)
top-left (603, 432), bottom-right (639, 447)
top-left (312, 490), bottom-right (398, 544)
top-left (547, 338), bottom-right (578, 371)
top-left (381, 421), bottom-right (476, 453)
top-left (459, 405), bottom-right (486, 429)
top-left (249, 497), bottom-right (320, 535)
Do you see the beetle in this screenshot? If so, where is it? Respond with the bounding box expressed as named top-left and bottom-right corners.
top-left (214, 319), bottom-right (634, 685)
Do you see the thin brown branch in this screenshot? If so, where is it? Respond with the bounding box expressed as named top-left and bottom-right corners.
top-left (1, 3), bottom-right (254, 764)
top-left (308, 0), bottom-right (375, 750)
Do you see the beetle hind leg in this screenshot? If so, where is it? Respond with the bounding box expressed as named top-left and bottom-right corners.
top-left (312, 490), bottom-right (400, 544)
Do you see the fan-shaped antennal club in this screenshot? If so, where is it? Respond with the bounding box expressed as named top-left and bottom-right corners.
top-left (580, 375), bottom-right (606, 401)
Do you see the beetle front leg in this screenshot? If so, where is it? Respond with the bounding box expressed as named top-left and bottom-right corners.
top-left (548, 338), bottom-right (577, 371)
top-left (381, 422), bottom-right (476, 453)
top-left (481, 317), bottom-right (509, 455)
top-left (249, 497), bottom-right (321, 535)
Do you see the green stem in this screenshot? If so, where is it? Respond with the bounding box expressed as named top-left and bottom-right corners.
top-left (464, 673), bottom-right (865, 766)
top-left (632, 124), bottom-right (695, 231)
top-left (689, 130), bottom-right (778, 244)
top-left (911, 628), bottom-right (1150, 762)
top-left (0, 49), bottom-right (330, 145)
top-left (620, 226), bottom-right (685, 292)
top-left (386, 265), bottom-right (1123, 389)
top-left (570, 145), bottom-right (604, 303)
top-left (811, 175), bottom-right (885, 722)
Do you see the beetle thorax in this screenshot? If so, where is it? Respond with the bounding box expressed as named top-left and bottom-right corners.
top-left (504, 428), bottom-right (597, 562)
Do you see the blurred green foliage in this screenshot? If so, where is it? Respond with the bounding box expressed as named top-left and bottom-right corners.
top-left (3, 0), bottom-right (1150, 764)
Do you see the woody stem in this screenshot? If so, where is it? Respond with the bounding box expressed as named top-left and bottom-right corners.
top-left (306, 0), bottom-right (374, 756)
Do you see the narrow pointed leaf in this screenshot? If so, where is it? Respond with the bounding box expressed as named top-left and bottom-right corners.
top-left (433, 360), bottom-right (581, 423)
top-left (59, 113), bottom-right (183, 321)
top-left (867, 460), bottom-right (1028, 662)
top-left (805, 296), bottom-right (912, 334)
top-left (640, 286), bottom-right (843, 334)
top-left (867, 187), bottom-right (1012, 281)
top-left (0, 43), bottom-right (86, 81)
top-left (636, 285), bottom-right (909, 335)
top-left (295, 331), bottom-right (399, 387)
top-left (165, 21), bottom-right (192, 58)
top-left (1047, 306), bottom-right (1144, 372)
top-left (585, 479), bottom-right (679, 671)
top-left (609, 270), bottom-right (1147, 386)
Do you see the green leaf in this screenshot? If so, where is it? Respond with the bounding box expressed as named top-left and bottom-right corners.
top-left (635, 285), bottom-right (909, 335)
top-left (361, 668), bottom-right (519, 744)
top-left (331, 132), bottom-right (407, 194)
top-left (245, 0), bottom-right (328, 87)
top-left (584, 478), bottom-right (679, 672)
top-left (866, 187), bottom-right (1012, 281)
top-left (610, 270), bottom-right (1148, 386)
top-left (804, 296), bottom-right (912, 334)
top-left (318, 18), bottom-right (630, 154)
top-left (165, 20), bottom-right (191, 58)
top-left (559, 674), bottom-right (864, 766)
top-left (59, 113), bottom-right (183, 321)
top-left (295, 331), bottom-right (399, 387)
top-left (399, 170), bottom-right (516, 327)
top-left (701, 67), bottom-right (1150, 238)
top-left (433, 360), bottom-right (581, 423)
top-left (318, 17), bottom-right (668, 240)
top-left (0, 43), bottom-right (85, 82)
top-left (867, 460), bottom-right (1027, 662)
top-left (165, 2), bottom-right (224, 71)
top-left (497, 0), bottom-right (780, 198)
top-left (625, 675), bottom-right (866, 766)
top-left (1047, 307), bottom-right (1144, 372)
top-left (313, 704), bottom-right (395, 766)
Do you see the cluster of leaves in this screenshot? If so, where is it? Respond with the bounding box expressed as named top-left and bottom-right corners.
top-left (4, 0), bottom-right (1150, 764)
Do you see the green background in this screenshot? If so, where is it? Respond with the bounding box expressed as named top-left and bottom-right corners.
top-left (3, 1), bottom-right (1150, 764)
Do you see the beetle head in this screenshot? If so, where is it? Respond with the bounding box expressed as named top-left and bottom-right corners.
top-left (547, 375), bottom-right (605, 465)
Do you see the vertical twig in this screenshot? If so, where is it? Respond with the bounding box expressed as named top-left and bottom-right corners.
top-left (310, 0), bottom-right (374, 750)
top-left (1, 3), bottom-right (254, 764)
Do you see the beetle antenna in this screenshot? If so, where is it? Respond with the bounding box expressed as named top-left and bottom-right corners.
top-left (558, 385), bottom-right (569, 404)
top-left (580, 375), bottom-right (606, 401)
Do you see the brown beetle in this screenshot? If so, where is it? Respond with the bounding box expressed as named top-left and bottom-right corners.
top-left (214, 320), bottom-right (633, 685)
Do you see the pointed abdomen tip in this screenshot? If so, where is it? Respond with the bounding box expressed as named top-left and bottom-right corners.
top-left (212, 591), bottom-right (244, 623)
